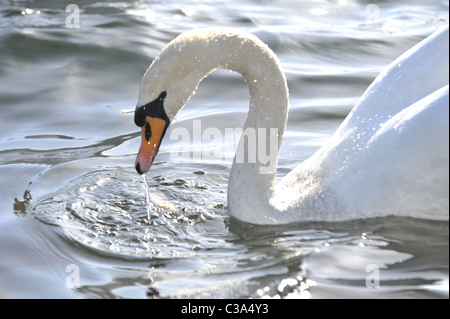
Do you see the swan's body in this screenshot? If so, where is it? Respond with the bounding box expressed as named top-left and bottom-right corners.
top-left (134, 26), bottom-right (449, 224)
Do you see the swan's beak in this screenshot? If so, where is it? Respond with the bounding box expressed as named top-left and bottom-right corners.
top-left (135, 116), bottom-right (167, 175)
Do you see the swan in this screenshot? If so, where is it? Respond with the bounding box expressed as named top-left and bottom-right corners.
top-left (134, 26), bottom-right (449, 224)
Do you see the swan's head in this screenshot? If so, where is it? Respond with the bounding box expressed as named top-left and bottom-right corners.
top-left (134, 90), bottom-right (171, 175)
top-left (134, 31), bottom-right (206, 175)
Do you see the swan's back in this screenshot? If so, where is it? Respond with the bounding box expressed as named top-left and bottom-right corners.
top-left (277, 25), bottom-right (449, 222)
top-left (346, 25), bottom-right (449, 130)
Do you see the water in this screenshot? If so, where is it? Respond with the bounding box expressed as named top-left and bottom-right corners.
top-left (0, 0), bottom-right (448, 299)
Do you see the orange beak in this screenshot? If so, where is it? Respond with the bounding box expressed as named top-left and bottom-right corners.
top-left (135, 116), bottom-right (167, 175)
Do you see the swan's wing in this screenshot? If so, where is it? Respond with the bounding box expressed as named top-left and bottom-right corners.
top-left (277, 26), bottom-right (449, 220)
top-left (344, 25), bottom-right (449, 130)
top-left (336, 85), bottom-right (449, 219)
top-left (277, 85), bottom-right (449, 220)
top-left (310, 24), bottom-right (449, 180)
top-left (307, 25), bottom-right (450, 177)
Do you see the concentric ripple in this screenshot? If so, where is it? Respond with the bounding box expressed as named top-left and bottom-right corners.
top-left (30, 167), bottom-right (230, 259)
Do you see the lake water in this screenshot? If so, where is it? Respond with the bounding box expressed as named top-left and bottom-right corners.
top-left (0, 0), bottom-right (448, 299)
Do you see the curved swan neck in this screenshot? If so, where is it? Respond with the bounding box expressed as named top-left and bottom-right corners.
top-left (139, 29), bottom-right (289, 222)
top-left (139, 29), bottom-right (289, 123)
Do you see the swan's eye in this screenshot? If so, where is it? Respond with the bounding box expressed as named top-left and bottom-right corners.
top-left (145, 122), bottom-right (152, 141)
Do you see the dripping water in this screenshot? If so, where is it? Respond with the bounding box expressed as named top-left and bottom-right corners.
top-left (142, 174), bottom-right (152, 222)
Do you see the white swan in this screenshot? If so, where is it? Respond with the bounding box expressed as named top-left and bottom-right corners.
top-left (134, 26), bottom-right (449, 224)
